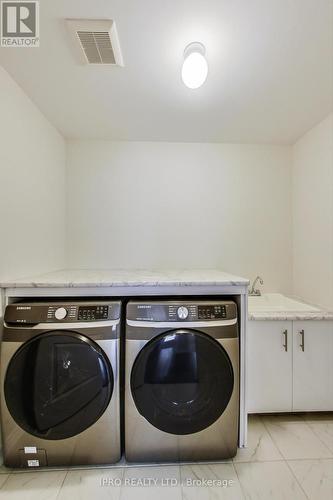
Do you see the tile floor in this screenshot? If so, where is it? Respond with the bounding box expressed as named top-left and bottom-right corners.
top-left (0, 413), bottom-right (332, 499)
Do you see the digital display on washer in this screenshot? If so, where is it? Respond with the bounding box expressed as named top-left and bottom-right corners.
top-left (198, 305), bottom-right (226, 319)
top-left (78, 306), bottom-right (109, 321)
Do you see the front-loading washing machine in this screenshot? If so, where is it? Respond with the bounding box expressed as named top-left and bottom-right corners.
top-left (125, 300), bottom-right (239, 462)
top-left (1, 300), bottom-right (121, 468)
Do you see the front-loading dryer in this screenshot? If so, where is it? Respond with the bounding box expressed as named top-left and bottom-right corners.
top-left (125, 300), bottom-right (239, 462)
top-left (1, 300), bottom-right (121, 468)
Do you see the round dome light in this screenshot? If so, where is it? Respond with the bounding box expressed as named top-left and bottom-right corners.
top-left (181, 42), bottom-right (208, 89)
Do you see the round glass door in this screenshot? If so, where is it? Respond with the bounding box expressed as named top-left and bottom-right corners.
top-left (131, 329), bottom-right (234, 435)
top-left (5, 331), bottom-right (113, 440)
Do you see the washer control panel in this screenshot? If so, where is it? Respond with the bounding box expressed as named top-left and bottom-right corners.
top-left (127, 301), bottom-right (237, 322)
top-left (5, 301), bottom-right (121, 324)
top-left (198, 305), bottom-right (227, 320)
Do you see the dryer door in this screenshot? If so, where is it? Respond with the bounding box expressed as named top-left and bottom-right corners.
top-left (130, 329), bottom-right (234, 435)
top-left (4, 331), bottom-right (113, 440)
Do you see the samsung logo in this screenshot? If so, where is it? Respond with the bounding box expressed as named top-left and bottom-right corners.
top-left (16, 306), bottom-right (31, 310)
top-left (137, 305), bottom-right (152, 309)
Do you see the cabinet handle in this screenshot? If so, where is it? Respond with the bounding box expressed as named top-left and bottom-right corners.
top-left (282, 329), bottom-right (288, 351)
top-left (299, 329), bottom-right (305, 351)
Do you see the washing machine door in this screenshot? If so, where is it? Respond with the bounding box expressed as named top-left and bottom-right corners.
top-left (131, 329), bottom-right (234, 435)
top-left (4, 331), bottom-right (113, 440)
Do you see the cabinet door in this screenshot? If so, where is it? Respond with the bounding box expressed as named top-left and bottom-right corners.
top-left (293, 321), bottom-right (333, 411)
top-left (247, 321), bottom-right (292, 413)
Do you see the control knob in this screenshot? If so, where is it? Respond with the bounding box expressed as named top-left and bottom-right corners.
top-left (177, 306), bottom-right (189, 320)
top-left (55, 307), bottom-right (67, 321)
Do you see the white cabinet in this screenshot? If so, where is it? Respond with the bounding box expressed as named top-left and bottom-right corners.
top-left (247, 320), bottom-right (333, 413)
top-left (247, 321), bottom-right (292, 413)
top-left (293, 321), bottom-right (333, 411)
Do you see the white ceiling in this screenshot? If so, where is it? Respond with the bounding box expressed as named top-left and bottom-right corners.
top-left (0, 0), bottom-right (332, 143)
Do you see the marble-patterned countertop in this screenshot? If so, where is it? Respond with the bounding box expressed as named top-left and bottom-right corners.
top-left (249, 311), bottom-right (333, 321)
top-left (0, 269), bottom-right (250, 288)
top-left (248, 293), bottom-right (333, 321)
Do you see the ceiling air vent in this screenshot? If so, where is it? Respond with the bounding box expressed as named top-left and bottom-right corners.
top-left (66, 19), bottom-right (124, 66)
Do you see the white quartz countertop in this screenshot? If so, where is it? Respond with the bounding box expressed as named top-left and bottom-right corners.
top-left (0, 269), bottom-right (250, 288)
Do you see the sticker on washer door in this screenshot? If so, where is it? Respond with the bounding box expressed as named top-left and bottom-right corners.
top-left (27, 459), bottom-right (39, 467)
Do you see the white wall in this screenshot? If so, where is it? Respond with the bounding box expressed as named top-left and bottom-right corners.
top-left (0, 62), bottom-right (331, 308)
top-left (67, 141), bottom-right (292, 292)
top-left (0, 66), bottom-right (66, 282)
top-left (292, 113), bottom-right (333, 309)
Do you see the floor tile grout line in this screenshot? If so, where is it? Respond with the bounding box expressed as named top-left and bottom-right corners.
top-left (260, 416), bottom-right (289, 461)
top-left (285, 457), bottom-right (333, 462)
top-left (235, 458), bottom-right (311, 500)
top-left (179, 461), bottom-right (187, 498)
top-left (0, 469), bottom-right (12, 475)
top-left (55, 469), bottom-right (69, 500)
top-left (231, 460), bottom-right (246, 500)
top-left (284, 459), bottom-right (311, 500)
top-left (256, 414), bottom-right (287, 460)
top-left (177, 463), bottom-right (184, 500)
top-left (119, 466), bottom-right (126, 500)
top-left (233, 457), bottom-right (308, 464)
top-left (11, 468), bottom-right (68, 474)
top-left (234, 457), bottom-right (333, 464)
top-left (260, 411), bottom-right (333, 500)
top-left (0, 471), bottom-right (11, 490)
top-left (262, 415), bottom-right (333, 460)
top-left (304, 421), bottom-right (333, 456)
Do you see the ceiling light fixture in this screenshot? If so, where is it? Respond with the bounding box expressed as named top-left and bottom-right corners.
top-left (181, 42), bottom-right (208, 89)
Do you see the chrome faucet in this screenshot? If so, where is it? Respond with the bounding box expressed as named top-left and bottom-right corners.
top-left (249, 276), bottom-right (264, 296)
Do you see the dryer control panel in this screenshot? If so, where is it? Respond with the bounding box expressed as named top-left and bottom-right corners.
top-left (4, 301), bottom-right (121, 324)
top-left (127, 301), bottom-right (237, 322)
